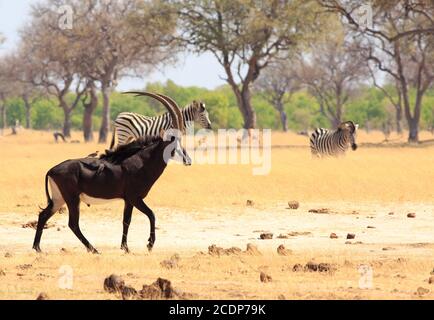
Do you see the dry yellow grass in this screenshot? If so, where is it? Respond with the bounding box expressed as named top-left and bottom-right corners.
top-left (0, 130), bottom-right (433, 300)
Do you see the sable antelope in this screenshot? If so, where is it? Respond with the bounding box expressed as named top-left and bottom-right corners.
top-left (33, 92), bottom-right (190, 254)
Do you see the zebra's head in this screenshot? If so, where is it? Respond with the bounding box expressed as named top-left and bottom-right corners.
top-left (339, 121), bottom-right (359, 151)
top-left (192, 101), bottom-right (212, 130)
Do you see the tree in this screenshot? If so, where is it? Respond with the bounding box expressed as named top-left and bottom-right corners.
top-left (0, 59), bottom-right (13, 131)
top-left (297, 35), bottom-right (368, 128)
top-left (320, 0), bottom-right (434, 142)
top-left (19, 4), bottom-right (89, 137)
top-left (254, 60), bottom-right (299, 131)
top-left (66, 0), bottom-right (177, 143)
top-left (176, 0), bottom-right (320, 129)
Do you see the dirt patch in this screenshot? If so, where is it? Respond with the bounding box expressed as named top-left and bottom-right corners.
top-left (22, 221), bottom-right (55, 230)
top-left (309, 208), bottom-right (330, 214)
top-left (160, 254), bottom-right (181, 269)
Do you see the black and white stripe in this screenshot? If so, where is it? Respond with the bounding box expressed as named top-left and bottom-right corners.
top-left (310, 121), bottom-right (359, 157)
top-left (112, 101), bottom-right (212, 148)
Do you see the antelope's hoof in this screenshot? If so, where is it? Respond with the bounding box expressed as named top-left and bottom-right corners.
top-left (121, 245), bottom-right (130, 254)
top-left (147, 243), bottom-right (153, 252)
top-left (33, 245), bottom-right (42, 253)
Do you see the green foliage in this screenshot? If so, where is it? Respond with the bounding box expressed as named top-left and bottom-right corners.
top-left (2, 80), bottom-right (434, 132)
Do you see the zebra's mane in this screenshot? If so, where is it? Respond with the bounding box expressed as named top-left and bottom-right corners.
top-left (100, 136), bottom-right (161, 164)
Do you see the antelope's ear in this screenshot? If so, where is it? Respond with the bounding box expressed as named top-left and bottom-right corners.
top-left (355, 124), bottom-right (359, 130)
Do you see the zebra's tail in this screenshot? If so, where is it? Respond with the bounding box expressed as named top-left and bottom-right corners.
top-left (109, 126), bottom-right (116, 150)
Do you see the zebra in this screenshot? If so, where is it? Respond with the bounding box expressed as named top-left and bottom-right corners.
top-left (110, 100), bottom-right (212, 149)
top-left (310, 121), bottom-right (359, 157)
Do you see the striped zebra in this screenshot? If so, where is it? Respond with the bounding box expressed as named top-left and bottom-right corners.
top-left (110, 100), bottom-right (212, 149)
top-left (310, 121), bottom-right (359, 157)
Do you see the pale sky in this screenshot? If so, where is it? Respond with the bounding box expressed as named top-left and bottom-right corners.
top-left (0, 0), bottom-right (226, 90)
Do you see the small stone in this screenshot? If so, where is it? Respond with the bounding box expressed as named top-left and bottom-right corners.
top-left (388, 212), bottom-right (394, 215)
top-left (121, 286), bottom-right (138, 300)
top-left (277, 294), bottom-right (286, 300)
top-left (428, 276), bottom-right (434, 284)
top-left (416, 287), bottom-right (430, 296)
top-left (4, 252), bottom-right (12, 258)
top-left (305, 261), bottom-right (318, 272)
top-left (407, 213), bottom-right (416, 218)
top-left (260, 272), bottom-right (272, 283)
top-left (245, 243), bottom-right (262, 256)
top-left (259, 233), bottom-right (273, 240)
top-left (330, 233), bottom-right (338, 239)
top-left (367, 226), bottom-right (376, 229)
top-left (277, 245), bottom-right (292, 256)
top-left (346, 233), bottom-right (356, 239)
top-left (292, 264), bottom-right (303, 272)
top-left (246, 200), bottom-right (254, 207)
top-left (104, 274), bottom-right (125, 294)
top-left (287, 201), bottom-right (299, 209)
top-left (36, 292), bottom-right (49, 300)
top-left (0, 269), bottom-right (6, 276)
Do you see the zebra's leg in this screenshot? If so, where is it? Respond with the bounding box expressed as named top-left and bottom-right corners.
top-left (121, 202), bottom-right (133, 253)
top-left (133, 199), bottom-right (156, 252)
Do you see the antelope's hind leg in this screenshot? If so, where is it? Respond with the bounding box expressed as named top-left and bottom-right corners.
top-left (32, 178), bottom-right (66, 252)
top-left (66, 196), bottom-right (99, 254)
top-left (121, 202), bottom-right (133, 253)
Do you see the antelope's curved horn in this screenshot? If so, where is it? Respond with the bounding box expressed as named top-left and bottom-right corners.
top-left (123, 92), bottom-right (181, 131)
top-left (157, 94), bottom-right (184, 133)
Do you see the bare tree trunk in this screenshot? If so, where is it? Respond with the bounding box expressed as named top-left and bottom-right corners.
top-left (98, 83), bottom-right (111, 143)
top-left (83, 84), bottom-right (98, 142)
top-left (23, 96), bottom-right (31, 129)
top-left (408, 118), bottom-right (419, 143)
top-left (240, 88), bottom-right (256, 129)
top-left (396, 108), bottom-right (402, 135)
top-left (275, 100), bottom-right (288, 132)
top-left (63, 109), bottom-right (72, 138)
top-left (0, 105), bottom-right (6, 130)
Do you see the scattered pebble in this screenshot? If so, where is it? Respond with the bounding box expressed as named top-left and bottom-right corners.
top-left (103, 274), bottom-right (125, 294)
top-left (246, 200), bottom-right (254, 207)
top-left (428, 276), bottom-right (434, 284)
top-left (330, 233), bottom-right (338, 239)
top-left (277, 294), bottom-right (286, 300)
top-left (287, 201), bottom-right (299, 209)
top-left (208, 245), bottom-right (242, 256)
top-left (0, 269), bottom-right (6, 276)
top-left (260, 272), bottom-right (272, 283)
top-left (346, 233), bottom-right (356, 239)
top-left (277, 245), bottom-right (292, 256)
top-left (388, 212), bottom-right (394, 215)
top-left (407, 213), bottom-right (416, 218)
top-left (292, 264), bottom-right (303, 272)
top-left (416, 287), bottom-right (430, 296)
top-left (259, 233), bottom-right (273, 240)
top-left (367, 226), bottom-right (376, 229)
top-left (245, 243), bottom-right (262, 256)
top-left (4, 252), bottom-right (12, 258)
top-left (36, 292), bottom-right (49, 300)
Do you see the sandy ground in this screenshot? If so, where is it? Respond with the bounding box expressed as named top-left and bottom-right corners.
top-left (0, 130), bottom-right (433, 300)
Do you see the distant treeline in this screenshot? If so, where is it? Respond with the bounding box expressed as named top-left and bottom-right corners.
top-left (2, 80), bottom-right (434, 134)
